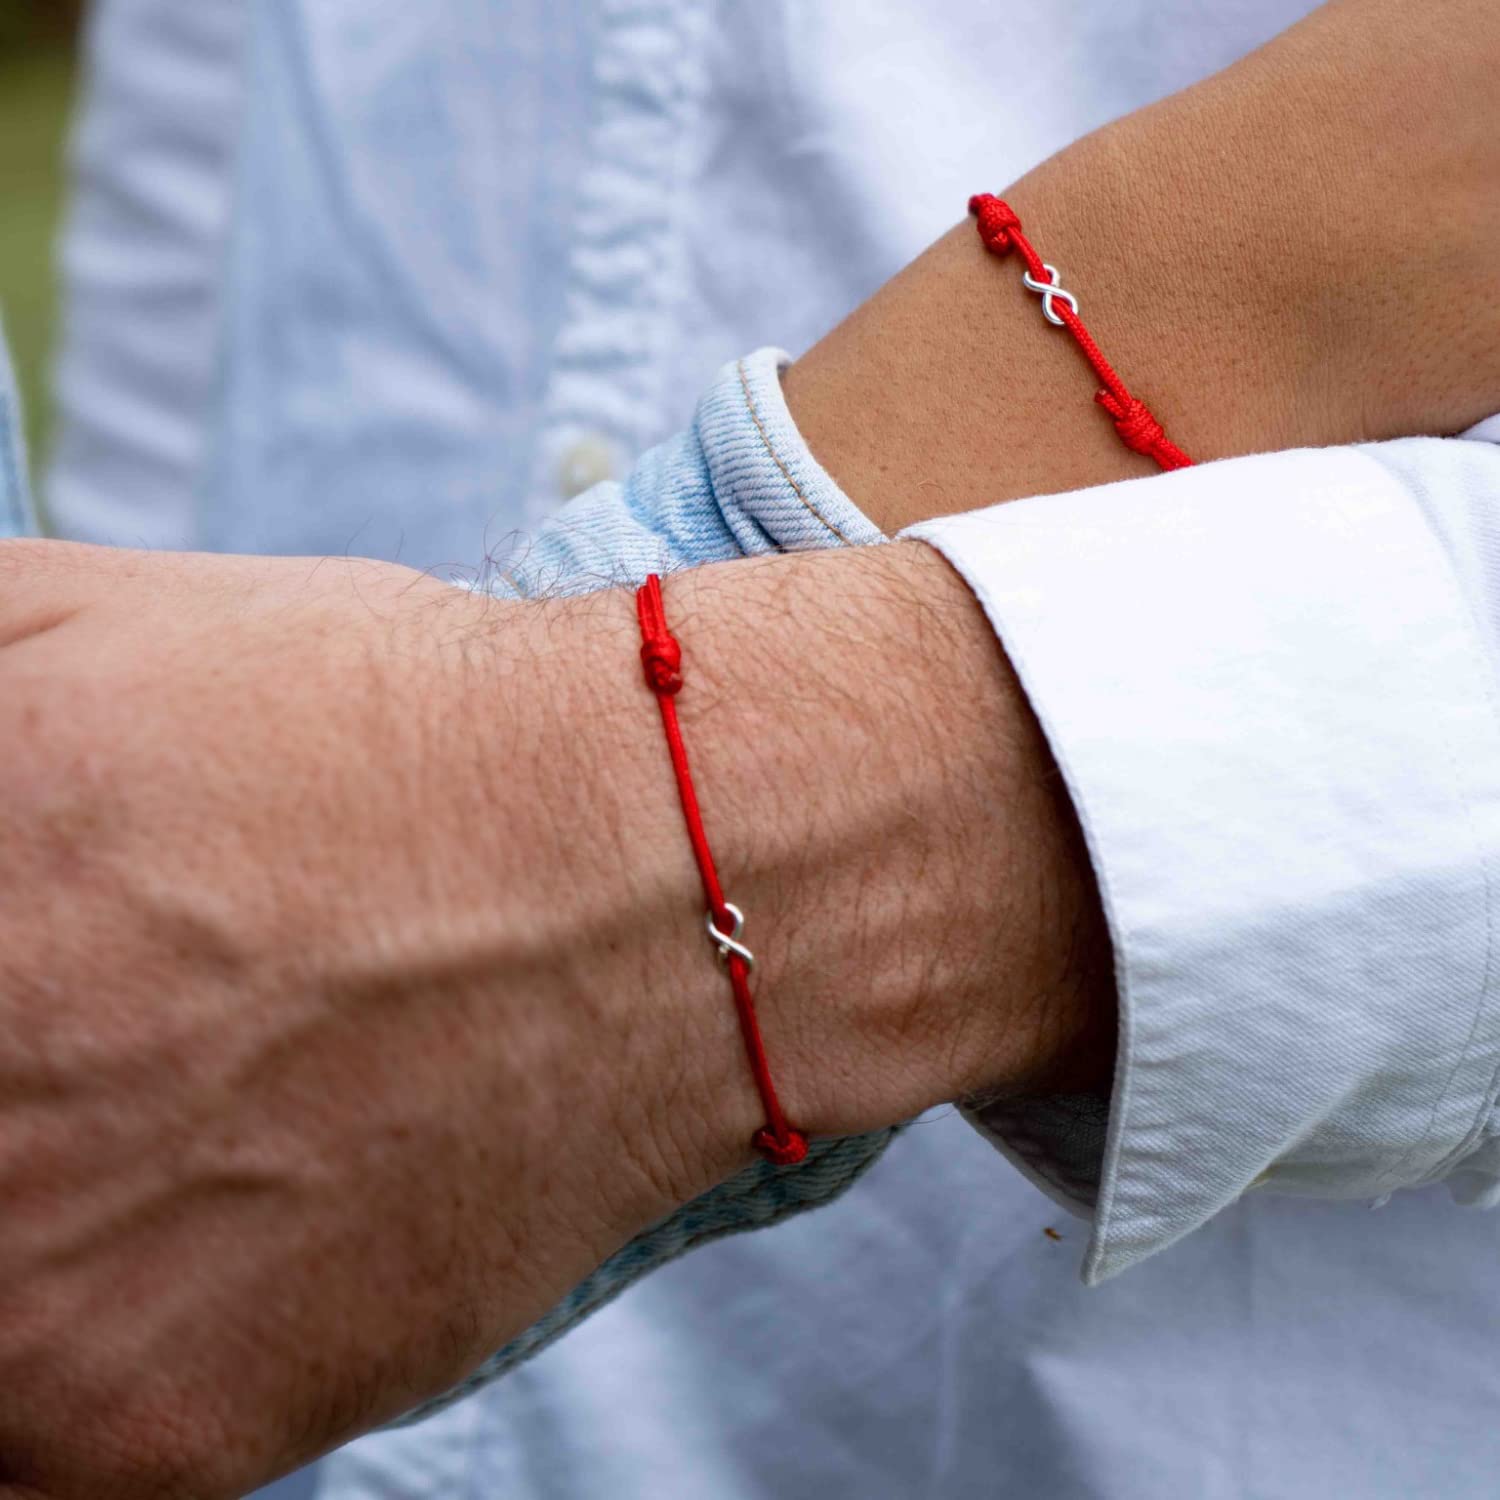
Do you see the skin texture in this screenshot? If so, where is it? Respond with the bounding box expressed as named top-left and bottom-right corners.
top-left (784, 0), bottom-right (1500, 532)
top-left (0, 541), bottom-right (1108, 1497)
top-left (1, 0), bottom-right (1496, 1493)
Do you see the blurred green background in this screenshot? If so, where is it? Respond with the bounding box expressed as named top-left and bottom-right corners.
top-left (0, 0), bottom-right (82, 482)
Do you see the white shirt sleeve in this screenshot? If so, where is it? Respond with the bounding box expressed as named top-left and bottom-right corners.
top-left (904, 433), bottom-right (1500, 1283)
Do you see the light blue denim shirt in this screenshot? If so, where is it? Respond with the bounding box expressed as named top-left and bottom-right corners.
top-left (0, 317), bottom-right (36, 541)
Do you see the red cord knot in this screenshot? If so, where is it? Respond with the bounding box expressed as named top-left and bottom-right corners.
top-left (1096, 388), bottom-right (1165, 456)
top-left (635, 573), bottom-right (684, 695)
top-left (968, 193), bottom-right (1023, 256)
top-left (753, 1124), bottom-right (810, 1167)
top-left (640, 636), bottom-right (683, 696)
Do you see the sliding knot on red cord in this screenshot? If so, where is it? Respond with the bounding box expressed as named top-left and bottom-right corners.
top-left (1097, 389), bottom-right (1162, 454)
top-left (634, 573), bottom-right (810, 1169)
top-left (752, 1124), bottom-right (811, 1166)
top-left (968, 193), bottom-right (1023, 255)
top-left (636, 573), bottom-right (684, 695)
top-left (968, 190), bottom-right (1194, 472)
top-left (640, 637), bottom-right (683, 695)
top-left (1094, 389), bottom-right (1193, 471)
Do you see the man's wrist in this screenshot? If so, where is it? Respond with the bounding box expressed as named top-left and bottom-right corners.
top-left (515, 544), bottom-right (1115, 1216)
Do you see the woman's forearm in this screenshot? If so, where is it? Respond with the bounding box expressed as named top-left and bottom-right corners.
top-left (785, 0), bottom-right (1500, 533)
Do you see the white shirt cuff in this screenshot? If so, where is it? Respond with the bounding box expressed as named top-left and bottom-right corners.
top-left (905, 445), bottom-right (1500, 1282)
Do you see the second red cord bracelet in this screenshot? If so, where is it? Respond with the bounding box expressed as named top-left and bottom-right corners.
top-left (969, 193), bottom-right (1194, 472)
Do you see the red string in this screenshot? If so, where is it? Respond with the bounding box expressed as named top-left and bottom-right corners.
top-left (635, 573), bottom-right (810, 1168)
top-left (968, 194), bottom-right (1193, 471)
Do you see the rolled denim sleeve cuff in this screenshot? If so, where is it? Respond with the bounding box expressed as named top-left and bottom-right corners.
top-left (906, 446), bottom-right (1500, 1283)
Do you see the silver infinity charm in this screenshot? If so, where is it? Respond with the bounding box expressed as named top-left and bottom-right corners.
top-left (706, 902), bottom-right (755, 970)
top-left (1020, 263), bottom-right (1079, 325)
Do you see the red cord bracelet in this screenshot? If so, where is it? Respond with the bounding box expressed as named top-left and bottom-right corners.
top-left (635, 573), bottom-right (810, 1168)
top-left (969, 193), bottom-right (1194, 471)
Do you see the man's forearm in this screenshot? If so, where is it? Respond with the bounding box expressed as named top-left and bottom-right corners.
top-left (0, 536), bottom-right (1110, 1492)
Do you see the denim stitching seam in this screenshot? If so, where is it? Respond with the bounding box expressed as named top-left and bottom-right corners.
top-left (736, 359), bottom-right (856, 546)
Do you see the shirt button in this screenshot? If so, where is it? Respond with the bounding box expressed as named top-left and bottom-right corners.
top-left (556, 434), bottom-right (618, 499)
